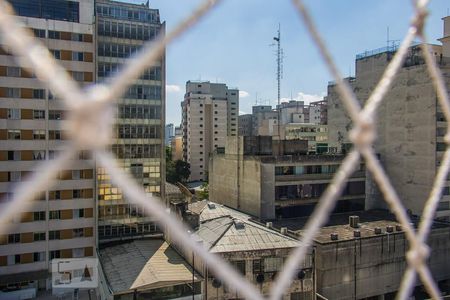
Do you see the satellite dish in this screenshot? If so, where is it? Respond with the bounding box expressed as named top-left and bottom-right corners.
top-left (256, 274), bottom-right (265, 284)
top-left (212, 278), bottom-right (222, 288)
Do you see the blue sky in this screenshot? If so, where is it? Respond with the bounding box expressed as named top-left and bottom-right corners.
top-left (128, 0), bottom-right (449, 125)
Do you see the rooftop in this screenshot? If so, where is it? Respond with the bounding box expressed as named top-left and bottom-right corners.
top-left (270, 209), bottom-right (450, 244)
top-left (99, 239), bottom-right (200, 294)
top-left (188, 201), bottom-right (299, 253)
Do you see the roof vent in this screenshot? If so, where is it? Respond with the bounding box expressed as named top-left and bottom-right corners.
top-left (280, 227), bottom-right (288, 235)
top-left (374, 227), bottom-right (382, 235)
top-left (353, 230), bottom-right (361, 238)
top-left (396, 225), bottom-right (403, 232)
top-left (207, 203), bottom-right (216, 209)
top-left (386, 225), bottom-right (394, 233)
top-left (349, 216), bottom-right (360, 228)
top-left (266, 222), bottom-right (273, 228)
top-left (330, 233), bottom-right (338, 241)
top-left (234, 221), bottom-right (245, 230)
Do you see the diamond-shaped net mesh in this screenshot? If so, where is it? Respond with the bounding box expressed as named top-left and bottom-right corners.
top-left (0, 0), bottom-right (448, 299)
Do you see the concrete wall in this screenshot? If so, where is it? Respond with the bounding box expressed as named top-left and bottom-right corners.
top-left (328, 47), bottom-right (450, 216)
top-left (315, 227), bottom-right (450, 299)
top-left (209, 154), bottom-right (262, 218)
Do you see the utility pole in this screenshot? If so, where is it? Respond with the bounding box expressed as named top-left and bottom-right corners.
top-left (273, 24), bottom-right (283, 154)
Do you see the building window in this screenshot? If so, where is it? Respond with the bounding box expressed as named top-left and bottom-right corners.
top-left (33, 29), bottom-right (46, 38)
top-left (7, 255), bottom-right (20, 265)
top-left (72, 51), bottom-right (84, 61)
top-left (73, 208), bottom-right (84, 218)
top-left (33, 150), bottom-right (46, 160)
top-left (33, 130), bottom-right (46, 140)
top-left (7, 108), bottom-right (20, 119)
top-left (48, 30), bottom-right (60, 39)
top-left (33, 110), bottom-right (45, 119)
top-left (232, 260), bottom-right (246, 275)
top-left (8, 171), bottom-right (21, 182)
top-left (73, 228), bottom-right (84, 238)
top-left (49, 250), bottom-right (61, 260)
top-left (33, 89), bottom-right (45, 99)
top-left (51, 50), bottom-right (61, 60)
top-left (49, 211), bottom-right (60, 220)
top-left (8, 151), bottom-right (20, 161)
top-left (49, 230), bottom-right (60, 240)
top-left (72, 33), bottom-right (83, 41)
top-left (73, 189), bottom-right (82, 198)
top-left (6, 88), bottom-right (20, 98)
top-left (33, 211), bottom-right (46, 221)
top-left (33, 232), bottom-right (46, 241)
top-left (72, 170), bottom-right (80, 179)
top-left (264, 257), bottom-right (283, 272)
top-left (33, 252), bottom-right (45, 262)
top-left (8, 233), bottom-right (20, 244)
top-left (72, 71), bottom-right (84, 81)
top-left (6, 66), bottom-right (21, 77)
top-left (7, 130), bottom-right (21, 140)
top-left (49, 110), bottom-right (63, 120)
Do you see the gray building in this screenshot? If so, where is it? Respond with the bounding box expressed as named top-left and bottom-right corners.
top-left (274, 211), bottom-right (450, 299)
top-left (181, 81), bottom-right (239, 181)
top-left (209, 136), bottom-right (365, 220)
top-left (328, 17), bottom-right (450, 218)
top-left (96, 0), bottom-right (165, 241)
top-left (165, 123), bottom-right (174, 145)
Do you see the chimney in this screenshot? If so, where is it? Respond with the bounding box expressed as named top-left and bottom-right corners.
top-left (266, 222), bottom-right (273, 229)
top-left (280, 227), bottom-right (288, 235)
top-left (353, 230), bottom-right (361, 238)
top-left (374, 227), bottom-right (382, 235)
top-left (349, 216), bottom-right (360, 228)
top-left (386, 225), bottom-right (394, 233)
top-left (330, 233), bottom-right (338, 241)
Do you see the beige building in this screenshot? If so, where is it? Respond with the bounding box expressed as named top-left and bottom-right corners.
top-left (328, 17), bottom-right (450, 218)
top-left (182, 81), bottom-right (239, 181)
top-left (209, 136), bottom-right (365, 220)
top-left (171, 135), bottom-right (183, 161)
top-left (0, 0), bottom-right (96, 295)
top-left (283, 123), bottom-right (328, 154)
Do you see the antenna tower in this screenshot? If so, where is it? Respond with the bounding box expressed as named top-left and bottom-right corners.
top-left (273, 24), bottom-right (283, 107)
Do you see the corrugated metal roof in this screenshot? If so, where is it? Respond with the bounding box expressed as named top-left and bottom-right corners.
top-left (99, 239), bottom-right (200, 294)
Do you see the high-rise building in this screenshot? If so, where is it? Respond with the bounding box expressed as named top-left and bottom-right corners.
top-left (0, 0), bottom-right (96, 293)
top-left (165, 123), bottom-right (174, 145)
top-left (95, 0), bottom-right (165, 241)
top-left (328, 17), bottom-right (450, 218)
top-left (181, 81), bottom-right (238, 181)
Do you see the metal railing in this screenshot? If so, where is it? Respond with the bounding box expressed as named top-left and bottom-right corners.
top-left (0, 0), bottom-right (449, 299)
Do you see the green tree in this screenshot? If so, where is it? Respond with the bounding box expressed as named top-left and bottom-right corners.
top-left (197, 182), bottom-right (209, 200)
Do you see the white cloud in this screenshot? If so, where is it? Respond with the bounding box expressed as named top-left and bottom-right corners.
top-left (166, 84), bottom-right (182, 93)
top-left (280, 91), bottom-right (325, 105)
top-left (239, 90), bottom-right (250, 98)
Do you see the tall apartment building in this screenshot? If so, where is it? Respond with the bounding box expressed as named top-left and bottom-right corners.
top-left (181, 81), bottom-right (238, 181)
top-left (0, 0), bottom-right (96, 293)
top-left (328, 17), bottom-right (450, 218)
top-left (96, 0), bottom-right (165, 241)
top-left (165, 123), bottom-right (174, 145)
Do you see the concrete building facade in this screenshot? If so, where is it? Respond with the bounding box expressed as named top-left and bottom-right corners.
top-left (0, 0), bottom-right (96, 294)
top-left (181, 81), bottom-right (238, 181)
top-left (96, 0), bottom-right (165, 241)
top-left (209, 137), bottom-right (365, 220)
top-left (328, 17), bottom-right (450, 218)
